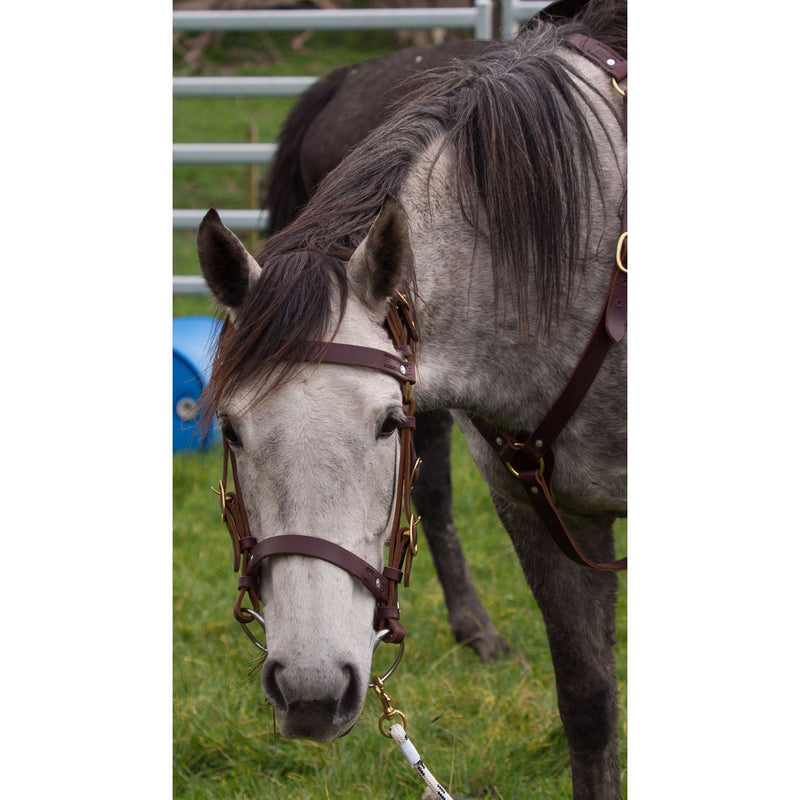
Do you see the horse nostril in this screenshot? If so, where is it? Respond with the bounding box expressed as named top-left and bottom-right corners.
top-left (263, 661), bottom-right (288, 712)
top-left (336, 664), bottom-right (362, 722)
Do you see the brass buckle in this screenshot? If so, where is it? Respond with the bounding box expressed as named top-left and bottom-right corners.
top-left (212, 480), bottom-right (226, 521)
top-left (505, 456), bottom-right (545, 479)
top-left (403, 514), bottom-right (419, 557)
top-left (410, 457), bottom-right (422, 490)
top-left (395, 292), bottom-right (419, 342)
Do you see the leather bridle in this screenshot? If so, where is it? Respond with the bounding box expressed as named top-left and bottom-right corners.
top-left (214, 33), bottom-right (628, 656)
top-left (217, 293), bottom-right (420, 647)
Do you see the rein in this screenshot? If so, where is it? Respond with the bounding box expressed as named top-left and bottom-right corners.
top-left (217, 293), bottom-right (420, 647)
top-left (470, 33), bottom-right (628, 572)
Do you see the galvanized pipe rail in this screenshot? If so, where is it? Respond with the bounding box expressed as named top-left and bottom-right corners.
top-left (500, 0), bottom-right (547, 38)
top-left (173, 1), bottom-right (542, 295)
top-left (173, 7), bottom-right (493, 35)
top-left (173, 75), bottom-right (318, 98)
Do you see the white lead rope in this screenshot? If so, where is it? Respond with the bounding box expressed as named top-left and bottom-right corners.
top-left (388, 723), bottom-right (454, 800)
top-left (372, 638), bottom-right (454, 799)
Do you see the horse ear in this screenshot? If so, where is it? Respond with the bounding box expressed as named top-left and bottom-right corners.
top-left (197, 209), bottom-right (261, 315)
top-left (350, 196), bottom-right (414, 314)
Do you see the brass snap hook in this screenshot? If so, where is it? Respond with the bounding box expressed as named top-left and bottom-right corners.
top-left (371, 673), bottom-right (408, 737)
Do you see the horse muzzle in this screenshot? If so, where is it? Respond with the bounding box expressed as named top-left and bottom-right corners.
top-left (262, 658), bottom-right (365, 741)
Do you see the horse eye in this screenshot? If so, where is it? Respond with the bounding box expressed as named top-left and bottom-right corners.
top-left (377, 410), bottom-right (404, 440)
top-left (220, 417), bottom-right (242, 447)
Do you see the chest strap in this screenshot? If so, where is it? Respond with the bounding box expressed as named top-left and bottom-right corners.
top-left (470, 34), bottom-right (628, 573)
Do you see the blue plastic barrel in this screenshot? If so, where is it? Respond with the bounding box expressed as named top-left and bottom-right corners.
top-left (173, 316), bottom-right (221, 451)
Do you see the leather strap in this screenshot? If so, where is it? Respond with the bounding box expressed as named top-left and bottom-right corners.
top-left (319, 342), bottom-right (416, 384)
top-left (246, 534), bottom-right (391, 602)
top-left (469, 415), bottom-right (627, 572)
top-left (470, 34), bottom-right (628, 572)
top-left (469, 230), bottom-right (627, 572)
top-left (564, 33), bottom-right (627, 81)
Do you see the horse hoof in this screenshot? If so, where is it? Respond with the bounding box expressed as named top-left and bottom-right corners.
top-left (468, 630), bottom-right (512, 661)
top-left (451, 616), bottom-right (511, 661)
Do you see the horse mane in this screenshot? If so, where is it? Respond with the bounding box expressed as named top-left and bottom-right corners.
top-left (205, 0), bottom-right (626, 413)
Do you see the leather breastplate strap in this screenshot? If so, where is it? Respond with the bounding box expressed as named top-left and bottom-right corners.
top-left (218, 293), bottom-right (419, 646)
top-left (468, 249), bottom-right (627, 572)
top-left (470, 35), bottom-right (628, 573)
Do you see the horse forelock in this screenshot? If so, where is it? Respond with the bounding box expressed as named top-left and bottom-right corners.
top-left (201, 246), bottom-right (349, 422)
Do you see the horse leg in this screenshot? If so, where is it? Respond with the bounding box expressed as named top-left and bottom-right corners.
top-left (490, 492), bottom-right (621, 800)
top-left (412, 409), bottom-right (510, 661)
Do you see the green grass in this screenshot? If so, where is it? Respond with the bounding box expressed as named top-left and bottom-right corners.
top-left (173, 28), bottom-right (626, 799)
top-left (173, 432), bottom-right (627, 799)
top-left (173, 28), bottom-right (407, 319)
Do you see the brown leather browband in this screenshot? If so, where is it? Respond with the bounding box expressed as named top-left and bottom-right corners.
top-left (215, 35), bottom-right (627, 655)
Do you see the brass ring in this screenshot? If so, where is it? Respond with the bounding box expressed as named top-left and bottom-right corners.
top-left (616, 232), bottom-right (628, 274)
top-left (379, 709), bottom-right (407, 738)
top-left (611, 77), bottom-right (626, 97)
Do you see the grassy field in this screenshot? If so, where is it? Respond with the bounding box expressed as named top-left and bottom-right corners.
top-left (173, 433), bottom-right (627, 800)
top-left (173, 24), bottom-right (626, 800)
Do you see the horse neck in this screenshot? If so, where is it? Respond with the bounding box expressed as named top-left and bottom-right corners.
top-left (400, 132), bottom-right (625, 428)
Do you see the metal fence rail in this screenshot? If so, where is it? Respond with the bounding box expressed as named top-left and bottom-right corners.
top-left (173, 75), bottom-right (318, 98)
top-left (173, 143), bottom-right (278, 165)
top-left (174, 6), bottom-right (492, 34)
top-left (174, 208), bottom-right (266, 231)
top-left (174, 1), bottom-right (544, 294)
top-left (500, 0), bottom-right (547, 38)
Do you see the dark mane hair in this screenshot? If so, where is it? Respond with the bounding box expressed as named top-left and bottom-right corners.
top-left (204, 0), bottom-right (626, 413)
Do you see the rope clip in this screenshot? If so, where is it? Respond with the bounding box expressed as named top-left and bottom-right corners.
top-left (371, 675), bottom-right (408, 738)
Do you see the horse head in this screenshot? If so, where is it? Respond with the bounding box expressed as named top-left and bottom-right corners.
top-left (198, 201), bottom-right (415, 741)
